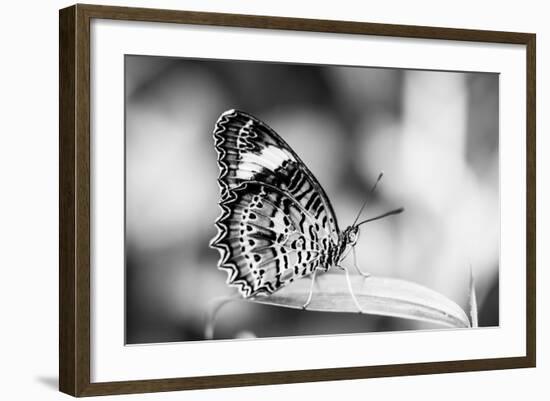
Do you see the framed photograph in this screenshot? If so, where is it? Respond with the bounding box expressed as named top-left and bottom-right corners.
top-left (59, 4), bottom-right (536, 397)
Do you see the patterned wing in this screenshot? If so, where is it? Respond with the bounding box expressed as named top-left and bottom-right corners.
top-left (211, 109), bottom-right (341, 297)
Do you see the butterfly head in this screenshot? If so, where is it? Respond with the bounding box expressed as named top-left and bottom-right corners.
top-left (342, 207), bottom-right (405, 253)
top-left (343, 225), bottom-right (360, 247)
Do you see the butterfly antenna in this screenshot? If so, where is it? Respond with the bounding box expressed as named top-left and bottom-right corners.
top-left (356, 207), bottom-right (404, 227)
top-left (352, 171), bottom-right (384, 227)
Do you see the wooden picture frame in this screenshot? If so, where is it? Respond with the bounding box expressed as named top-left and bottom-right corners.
top-left (59, 3), bottom-right (536, 397)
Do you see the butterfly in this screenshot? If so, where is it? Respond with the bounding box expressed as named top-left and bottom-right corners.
top-left (210, 109), bottom-right (403, 312)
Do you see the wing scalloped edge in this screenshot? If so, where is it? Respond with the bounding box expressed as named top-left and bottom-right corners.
top-left (210, 109), bottom-right (258, 298)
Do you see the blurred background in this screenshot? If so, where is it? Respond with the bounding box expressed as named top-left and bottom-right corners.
top-left (125, 55), bottom-right (499, 344)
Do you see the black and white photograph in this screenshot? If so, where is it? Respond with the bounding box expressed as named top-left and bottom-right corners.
top-left (124, 55), bottom-right (499, 344)
top-left (1, 0), bottom-right (543, 399)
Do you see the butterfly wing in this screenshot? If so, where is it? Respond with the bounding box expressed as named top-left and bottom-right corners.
top-left (211, 109), bottom-right (341, 297)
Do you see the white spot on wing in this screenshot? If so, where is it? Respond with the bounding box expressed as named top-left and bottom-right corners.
top-left (261, 145), bottom-right (295, 167)
top-left (220, 109), bottom-right (236, 118)
top-left (235, 169), bottom-right (254, 180)
top-left (239, 145), bottom-right (295, 173)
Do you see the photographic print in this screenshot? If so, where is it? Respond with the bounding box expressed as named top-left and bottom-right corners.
top-left (124, 55), bottom-right (499, 344)
top-left (59, 6), bottom-right (535, 395)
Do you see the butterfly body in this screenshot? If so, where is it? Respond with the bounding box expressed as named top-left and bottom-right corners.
top-left (211, 109), bottom-right (368, 299)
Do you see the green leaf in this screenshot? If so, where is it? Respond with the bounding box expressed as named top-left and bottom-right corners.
top-left (205, 272), bottom-right (471, 339)
top-left (469, 268), bottom-right (479, 328)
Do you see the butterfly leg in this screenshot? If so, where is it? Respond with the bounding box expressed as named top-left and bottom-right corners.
top-left (338, 264), bottom-right (365, 314)
top-left (302, 269), bottom-right (318, 310)
top-left (353, 247), bottom-right (371, 278)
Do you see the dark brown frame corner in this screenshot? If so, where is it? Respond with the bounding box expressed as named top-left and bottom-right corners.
top-left (59, 3), bottom-right (536, 397)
